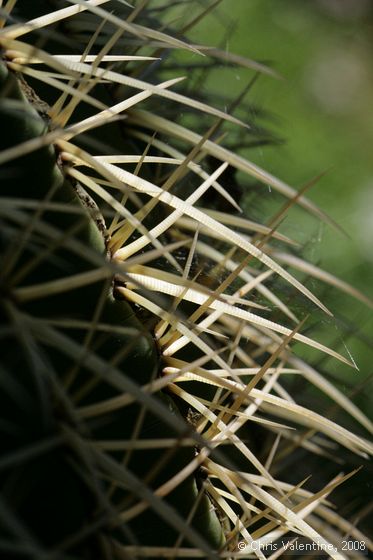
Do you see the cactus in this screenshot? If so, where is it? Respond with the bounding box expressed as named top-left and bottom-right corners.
top-left (0, 1), bottom-right (372, 559)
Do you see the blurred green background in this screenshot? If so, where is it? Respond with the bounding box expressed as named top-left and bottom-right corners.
top-left (185, 0), bottom-right (373, 415)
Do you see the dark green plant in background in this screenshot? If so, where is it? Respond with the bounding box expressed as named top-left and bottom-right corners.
top-left (188, 0), bottom-right (373, 411)
top-left (0, 1), bottom-right (372, 559)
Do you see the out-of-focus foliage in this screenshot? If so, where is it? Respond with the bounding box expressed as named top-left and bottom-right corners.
top-left (189, 0), bottom-right (373, 405)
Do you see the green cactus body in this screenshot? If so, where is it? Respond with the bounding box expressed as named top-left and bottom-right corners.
top-left (0, 50), bottom-right (224, 556)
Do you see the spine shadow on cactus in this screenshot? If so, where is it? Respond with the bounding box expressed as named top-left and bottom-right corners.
top-left (0, 50), bottom-right (225, 558)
